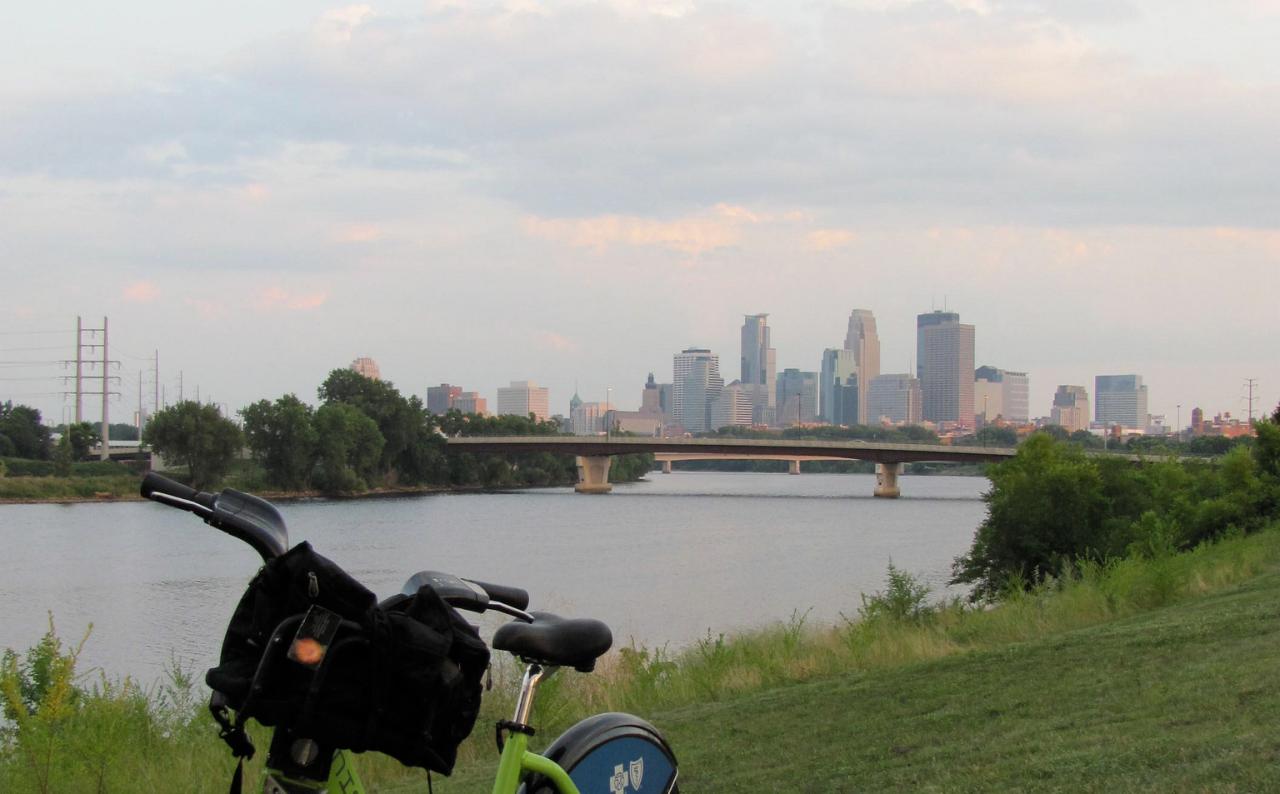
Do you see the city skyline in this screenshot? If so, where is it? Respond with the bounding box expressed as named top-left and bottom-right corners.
top-left (2, 3), bottom-right (1277, 427)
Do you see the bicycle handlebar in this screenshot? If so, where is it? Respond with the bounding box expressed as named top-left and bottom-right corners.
top-left (143, 474), bottom-right (532, 614)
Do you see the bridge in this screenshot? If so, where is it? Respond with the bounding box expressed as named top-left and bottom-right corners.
top-left (444, 436), bottom-right (1018, 497)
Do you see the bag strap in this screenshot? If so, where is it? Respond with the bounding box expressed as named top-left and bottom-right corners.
top-left (210, 690), bottom-right (256, 760)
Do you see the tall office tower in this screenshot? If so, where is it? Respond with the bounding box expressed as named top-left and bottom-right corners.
top-left (917, 310), bottom-right (976, 427)
top-left (740, 314), bottom-right (777, 426)
top-left (497, 380), bottom-right (551, 421)
top-left (349, 357), bottom-right (381, 381)
top-left (673, 348), bottom-right (723, 433)
top-left (426, 383), bottom-right (462, 414)
top-left (820, 348), bottom-right (858, 425)
top-left (1051, 385), bottom-right (1090, 433)
top-left (844, 310), bottom-right (881, 424)
top-left (711, 380), bottom-right (755, 430)
top-left (1095, 374), bottom-right (1149, 429)
top-left (776, 369), bottom-right (819, 427)
top-left (867, 374), bottom-right (923, 425)
top-left (453, 392), bottom-right (487, 416)
top-left (973, 366), bottom-right (1031, 425)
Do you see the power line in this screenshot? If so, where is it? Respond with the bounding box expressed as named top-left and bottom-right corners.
top-left (0, 345), bottom-right (68, 352)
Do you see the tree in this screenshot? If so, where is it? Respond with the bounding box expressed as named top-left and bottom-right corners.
top-left (55, 422), bottom-right (100, 459)
top-left (144, 401), bottom-right (243, 489)
top-left (0, 402), bottom-right (52, 459)
top-left (952, 434), bottom-right (1108, 599)
top-left (241, 395), bottom-right (319, 490)
top-left (313, 403), bottom-right (385, 494)
top-left (318, 369), bottom-right (438, 482)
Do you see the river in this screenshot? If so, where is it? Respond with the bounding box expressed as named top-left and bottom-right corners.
top-left (0, 471), bottom-right (987, 683)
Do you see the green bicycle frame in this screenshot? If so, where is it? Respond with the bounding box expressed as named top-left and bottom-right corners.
top-left (492, 729), bottom-right (579, 794)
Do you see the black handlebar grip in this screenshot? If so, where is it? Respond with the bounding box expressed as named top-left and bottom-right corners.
top-left (467, 579), bottom-right (530, 610)
top-left (141, 472), bottom-right (214, 508)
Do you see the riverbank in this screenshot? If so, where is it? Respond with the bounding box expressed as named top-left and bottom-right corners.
top-left (4, 523), bottom-right (1278, 791)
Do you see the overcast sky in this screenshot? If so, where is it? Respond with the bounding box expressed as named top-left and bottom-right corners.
top-left (3, 0), bottom-right (1278, 427)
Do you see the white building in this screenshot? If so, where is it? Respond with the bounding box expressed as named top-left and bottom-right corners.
top-left (712, 380), bottom-right (754, 430)
top-left (673, 348), bottom-right (723, 433)
top-left (497, 380), bottom-right (551, 422)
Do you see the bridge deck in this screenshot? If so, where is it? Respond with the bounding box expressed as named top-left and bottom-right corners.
top-left (444, 435), bottom-right (1018, 464)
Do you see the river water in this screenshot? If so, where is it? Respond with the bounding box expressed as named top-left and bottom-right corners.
top-left (0, 472), bottom-right (986, 683)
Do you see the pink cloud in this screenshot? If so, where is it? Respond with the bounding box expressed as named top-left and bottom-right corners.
top-left (536, 330), bottom-right (581, 353)
top-left (122, 281), bottom-right (161, 302)
top-left (254, 287), bottom-right (329, 311)
top-left (333, 223), bottom-right (385, 243)
top-left (804, 229), bottom-right (857, 251)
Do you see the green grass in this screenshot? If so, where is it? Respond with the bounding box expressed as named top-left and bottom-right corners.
top-left (6, 528), bottom-right (1280, 792)
top-left (0, 475), bottom-right (141, 501)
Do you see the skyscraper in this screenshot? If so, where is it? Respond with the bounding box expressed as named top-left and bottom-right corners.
top-left (867, 374), bottom-right (922, 425)
top-left (1095, 374), bottom-right (1148, 429)
top-left (673, 348), bottom-right (723, 433)
top-left (349, 357), bottom-right (381, 381)
top-left (917, 311), bottom-right (975, 427)
top-left (974, 366), bottom-right (1030, 424)
top-left (426, 383), bottom-right (462, 414)
top-left (820, 348), bottom-right (858, 425)
top-left (844, 310), bottom-right (880, 424)
top-left (776, 369), bottom-right (818, 426)
top-left (740, 314), bottom-right (776, 426)
top-left (711, 380), bottom-right (754, 430)
top-left (1051, 385), bottom-right (1090, 433)
top-left (497, 380), bottom-right (550, 421)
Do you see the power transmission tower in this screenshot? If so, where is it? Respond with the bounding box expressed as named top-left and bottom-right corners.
top-left (60, 316), bottom-right (120, 459)
top-left (1245, 378), bottom-right (1258, 424)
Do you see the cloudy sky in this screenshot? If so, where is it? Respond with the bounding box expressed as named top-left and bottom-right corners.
top-left (3, 0), bottom-right (1278, 427)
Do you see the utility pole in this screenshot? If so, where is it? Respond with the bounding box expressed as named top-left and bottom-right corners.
top-left (75, 316), bottom-right (83, 422)
top-left (1245, 378), bottom-right (1258, 424)
top-left (100, 317), bottom-right (110, 459)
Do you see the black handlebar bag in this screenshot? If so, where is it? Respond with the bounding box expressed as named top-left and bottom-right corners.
top-left (206, 541), bottom-right (489, 775)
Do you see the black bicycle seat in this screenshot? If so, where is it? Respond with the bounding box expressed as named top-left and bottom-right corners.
top-left (492, 612), bottom-right (612, 672)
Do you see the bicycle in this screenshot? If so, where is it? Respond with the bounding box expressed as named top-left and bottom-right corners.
top-left (142, 472), bottom-right (679, 794)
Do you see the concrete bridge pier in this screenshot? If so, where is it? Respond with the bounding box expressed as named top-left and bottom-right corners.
top-left (575, 455), bottom-right (613, 494)
top-left (874, 462), bottom-right (901, 498)
top-left (789, 459), bottom-right (802, 475)
top-left (662, 460), bottom-right (673, 474)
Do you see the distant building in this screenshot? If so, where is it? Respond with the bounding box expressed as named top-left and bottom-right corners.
top-left (974, 366), bottom-right (1029, 425)
top-left (497, 380), bottom-right (550, 421)
top-left (426, 384), bottom-right (462, 414)
top-left (570, 400), bottom-right (611, 435)
top-left (1051, 385), bottom-right (1090, 433)
top-left (453, 392), bottom-right (487, 415)
top-left (917, 311), bottom-right (975, 428)
top-left (607, 410), bottom-right (663, 436)
top-left (640, 373), bottom-right (673, 418)
top-left (845, 310), bottom-right (880, 424)
top-left (740, 314), bottom-right (777, 426)
top-left (1095, 374), bottom-right (1148, 429)
top-left (711, 380), bottom-right (754, 430)
top-left (673, 348), bottom-right (723, 433)
top-left (349, 357), bottom-right (381, 380)
top-left (867, 374), bottom-right (922, 425)
top-left (776, 368), bottom-right (818, 427)
top-left (820, 348), bottom-right (858, 426)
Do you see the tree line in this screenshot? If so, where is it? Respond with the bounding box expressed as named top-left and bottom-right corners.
top-left (142, 369), bottom-right (652, 493)
top-left (952, 404), bottom-right (1280, 600)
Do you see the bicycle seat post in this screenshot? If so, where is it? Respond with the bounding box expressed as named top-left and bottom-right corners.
top-left (512, 662), bottom-right (555, 730)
